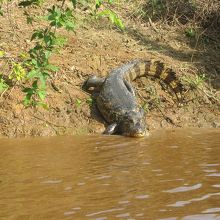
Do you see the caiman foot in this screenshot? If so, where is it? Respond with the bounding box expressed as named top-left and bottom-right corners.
top-left (82, 75), bottom-right (105, 91)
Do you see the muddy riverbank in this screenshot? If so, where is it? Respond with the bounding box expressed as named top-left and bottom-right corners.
top-left (0, 2), bottom-right (219, 137)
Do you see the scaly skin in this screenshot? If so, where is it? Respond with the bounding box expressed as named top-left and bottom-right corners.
top-left (83, 59), bottom-right (183, 137)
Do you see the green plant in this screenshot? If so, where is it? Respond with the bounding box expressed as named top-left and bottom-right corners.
top-left (0, 50), bottom-right (5, 57)
top-left (150, 0), bottom-right (165, 16)
top-left (95, 0), bottom-right (124, 30)
top-left (9, 62), bottom-right (27, 81)
top-left (0, 0), bottom-right (3, 16)
top-left (137, 85), bottom-right (161, 112)
top-left (86, 97), bottom-right (94, 106)
top-left (142, 102), bottom-right (149, 113)
top-left (0, 0), bottom-right (123, 107)
top-left (75, 98), bottom-right (82, 107)
top-left (185, 27), bottom-right (196, 38)
top-left (0, 74), bottom-right (9, 93)
top-left (182, 73), bottom-right (206, 90)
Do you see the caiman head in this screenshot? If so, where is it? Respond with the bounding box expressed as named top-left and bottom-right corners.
top-left (119, 108), bottom-right (149, 137)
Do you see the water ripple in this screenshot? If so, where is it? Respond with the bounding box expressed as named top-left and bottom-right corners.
top-left (135, 194), bottom-right (149, 199)
top-left (181, 214), bottom-right (220, 220)
top-left (168, 192), bottom-right (220, 207)
top-left (202, 208), bottom-right (220, 214)
top-left (200, 164), bottom-right (219, 167)
top-left (164, 183), bottom-right (202, 193)
top-left (115, 212), bottom-right (130, 218)
top-left (207, 173), bottom-right (220, 177)
top-left (204, 169), bottom-right (217, 173)
top-left (41, 179), bottom-right (62, 184)
top-left (86, 208), bottom-right (125, 217)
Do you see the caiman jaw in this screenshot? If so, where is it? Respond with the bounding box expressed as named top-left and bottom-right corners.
top-left (132, 133), bottom-right (145, 138)
top-left (127, 130), bottom-right (149, 138)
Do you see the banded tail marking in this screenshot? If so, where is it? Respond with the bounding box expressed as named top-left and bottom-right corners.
top-left (149, 60), bottom-right (183, 94)
top-left (125, 61), bottom-right (151, 82)
top-left (124, 60), bottom-right (183, 94)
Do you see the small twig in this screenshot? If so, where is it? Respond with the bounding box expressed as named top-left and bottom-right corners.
top-left (191, 28), bottom-right (207, 62)
top-left (156, 105), bottom-right (176, 126)
top-left (5, 1), bottom-right (20, 43)
top-left (61, 0), bottom-right (66, 10)
top-left (198, 87), bottom-right (219, 103)
top-left (148, 17), bottom-right (159, 33)
top-left (0, 88), bottom-right (8, 98)
top-left (33, 115), bottom-right (66, 128)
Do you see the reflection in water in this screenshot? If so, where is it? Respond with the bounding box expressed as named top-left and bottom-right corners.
top-left (164, 183), bottom-right (202, 193)
top-left (167, 192), bottom-right (220, 207)
top-left (0, 129), bottom-right (220, 220)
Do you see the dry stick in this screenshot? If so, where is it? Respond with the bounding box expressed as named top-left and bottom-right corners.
top-left (33, 115), bottom-right (66, 128)
top-left (148, 17), bottom-right (159, 33)
top-left (198, 87), bottom-right (219, 103)
top-left (33, 115), bottom-right (67, 134)
top-left (156, 105), bottom-right (179, 127)
top-left (190, 28), bottom-right (207, 62)
top-left (0, 58), bottom-right (13, 98)
top-left (61, 0), bottom-right (66, 9)
top-left (0, 88), bottom-right (8, 98)
top-left (136, 85), bottom-right (181, 126)
top-left (6, 1), bottom-right (20, 43)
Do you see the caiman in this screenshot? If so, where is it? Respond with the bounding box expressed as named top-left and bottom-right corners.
top-left (83, 59), bottom-right (183, 137)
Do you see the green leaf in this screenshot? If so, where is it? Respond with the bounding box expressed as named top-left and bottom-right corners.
top-left (98, 9), bottom-right (124, 30)
top-left (32, 80), bottom-right (38, 90)
top-left (185, 28), bottom-right (196, 38)
top-left (23, 97), bottom-right (32, 106)
top-left (65, 20), bottom-right (75, 31)
top-left (10, 62), bottom-right (27, 81)
top-left (24, 11), bottom-right (34, 24)
top-left (19, 0), bottom-right (43, 7)
top-left (22, 87), bottom-right (34, 94)
top-left (44, 50), bottom-right (52, 59)
top-left (31, 30), bottom-right (44, 41)
top-left (0, 78), bottom-right (9, 93)
top-left (75, 98), bottom-right (82, 107)
top-left (44, 35), bottom-right (53, 45)
top-left (95, 0), bottom-right (102, 9)
top-left (0, 6), bottom-right (3, 16)
top-left (45, 64), bottom-right (59, 72)
top-left (18, 0), bottom-right (36, 7)
top-left (71, 0), bottom-right (77, 8)
top-left (86, 98), bottom-right (94, 106)
top-left (38, 89), bottom-right (46, 100)
top-left (114, 17), bottom-right (124, 30)
top-left (27, 69), bottom-right (39, 79)
top-left (53, 36), bottom-right (67, 47)
top-left (0, 50), bottom-right (5, 57)
top-left (37, 102), bottom-right (49, 109)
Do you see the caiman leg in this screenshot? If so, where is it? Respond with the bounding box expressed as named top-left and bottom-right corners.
top-left (83, 75), bottom-right (105, 91)
top-left (103, 123), bottom-right (118, 135)
top-left (123, 79), bottom-right (135, 96)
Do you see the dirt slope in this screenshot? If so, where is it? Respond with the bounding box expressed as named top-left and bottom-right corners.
top-left (0, 3), bottom-right (219, 137)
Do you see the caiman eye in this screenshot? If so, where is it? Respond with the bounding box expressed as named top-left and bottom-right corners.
top-left (128, 118), bottom-right (134, 123)
top-left (136, 122), bottom-right (141, 127)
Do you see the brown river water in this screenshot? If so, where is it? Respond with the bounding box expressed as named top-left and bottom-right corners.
top-left (0, 129), bottom-right (220, 220)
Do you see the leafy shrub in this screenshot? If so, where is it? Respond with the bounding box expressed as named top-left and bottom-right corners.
top-left (0, 0), bottom-right (124, 107)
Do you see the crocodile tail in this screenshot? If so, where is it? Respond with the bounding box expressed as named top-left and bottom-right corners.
top-left (124, 60), bottom-right (183, 94)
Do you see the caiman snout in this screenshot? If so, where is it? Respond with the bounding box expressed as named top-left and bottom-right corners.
top-left (119, 109), bottom-right (149, 138)
top-left (129, 128), bottom-right (150, 138)
top-left (122, 119), bottom-right (149, 138)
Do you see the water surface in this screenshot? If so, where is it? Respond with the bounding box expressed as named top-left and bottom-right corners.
top-left (0, 129), bottom-right (220, 219)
